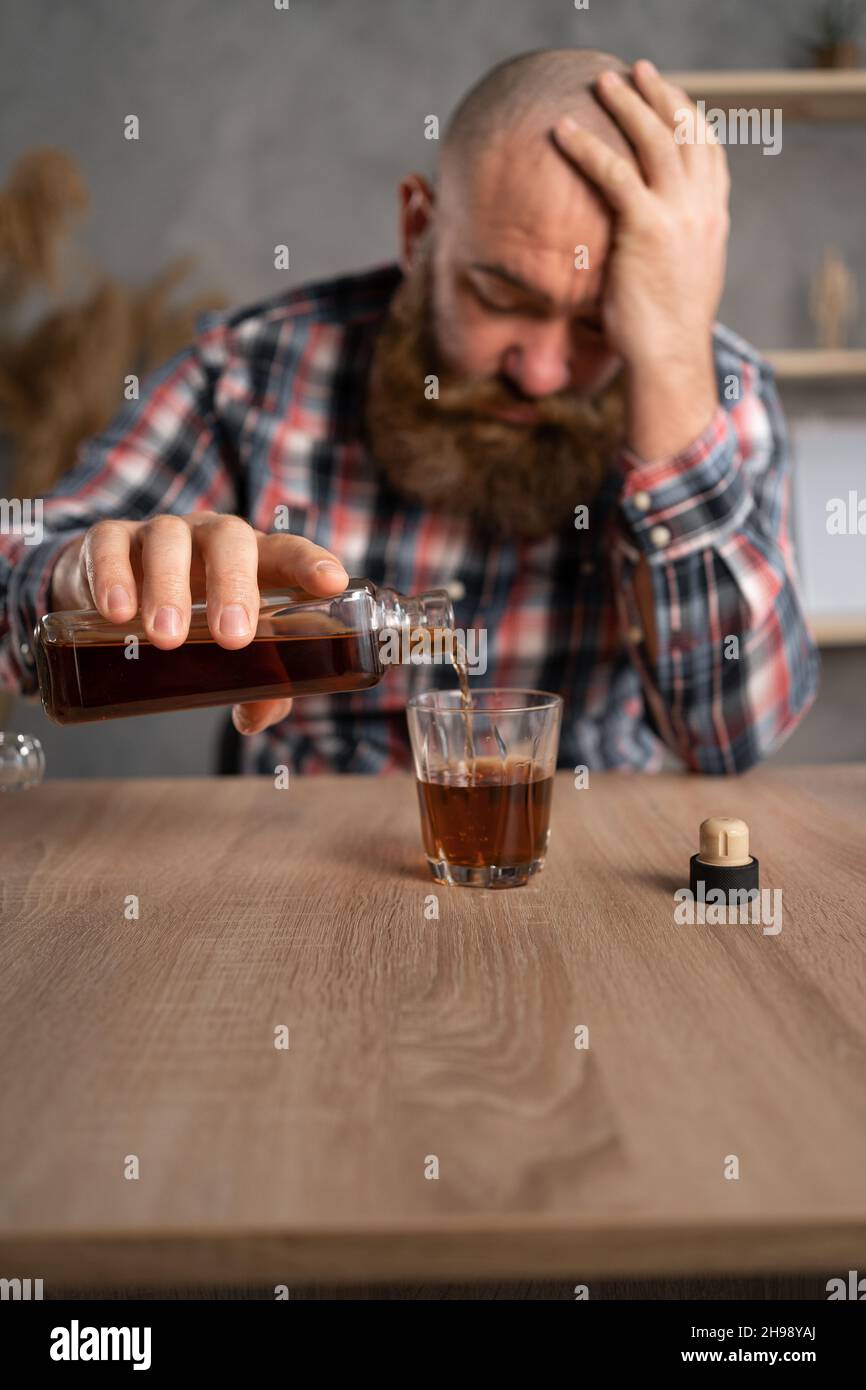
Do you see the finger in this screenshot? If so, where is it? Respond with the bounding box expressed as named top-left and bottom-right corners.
top-left (192, 514), bottom-right (262, 648)
top-left (137, 515), bottom-right (194, 648)
top-left (593, 67), bottom-right (683, 189)
top-left (632, 60), bottom-right (723, 175)
top-left (232, 697), bottom-right (293, 735)
top-left (552, 118), bottom-right (648, 215)
top-left (255, 531), bottom-right (350, 595)
top-left (631, 59), bottom-right (688, 129)
top-left (81, 519), bottom-right (139, 622)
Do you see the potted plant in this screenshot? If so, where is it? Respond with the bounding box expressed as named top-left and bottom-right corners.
top-left (809, 0), bottom-right (864, 68)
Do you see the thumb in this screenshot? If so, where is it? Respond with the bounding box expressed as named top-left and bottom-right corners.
top-left (232, 698), bottom-right (293, 735)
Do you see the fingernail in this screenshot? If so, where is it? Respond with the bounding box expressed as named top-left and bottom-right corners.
top-left (232, 704), bottom-right (251, 733)
top-left (557, 115), bottom-right (577, 132)
top-left (154, 605), bottom-right (182, 636)
top-left (107, 585), bottom-right (131, 613)
top-left (220, 604), bottom-right (249, 636)
top-left (315, 560), bottom-right (347, 580)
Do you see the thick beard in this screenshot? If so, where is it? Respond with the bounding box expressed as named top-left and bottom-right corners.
top-left (365, 246), bottom-right (626, 540)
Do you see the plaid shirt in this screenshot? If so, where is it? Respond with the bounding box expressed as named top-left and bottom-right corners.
top-left (1, 262), bottom-right (819, 775)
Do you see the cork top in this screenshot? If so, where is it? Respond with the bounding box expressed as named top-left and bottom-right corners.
top-left (696, 816), bottom-right (752, 867)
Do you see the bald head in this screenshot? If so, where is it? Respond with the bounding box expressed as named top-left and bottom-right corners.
top-left (440, 48), bottom-right (634, 199)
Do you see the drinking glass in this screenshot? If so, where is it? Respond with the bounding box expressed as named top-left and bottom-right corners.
top-left (406, 688), bottom-right (563, 888)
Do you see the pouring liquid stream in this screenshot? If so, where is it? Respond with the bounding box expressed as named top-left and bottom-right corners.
top-left (449, 630), bottom-right (477, 785)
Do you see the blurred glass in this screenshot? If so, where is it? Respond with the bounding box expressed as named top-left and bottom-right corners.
top-left (0, 730), bottom-right (45, 791)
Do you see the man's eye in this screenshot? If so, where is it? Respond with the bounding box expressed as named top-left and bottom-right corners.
top-left (477, 292), bottom-right (551, 321)
top-left (475, 292), bottom-right (519, 315)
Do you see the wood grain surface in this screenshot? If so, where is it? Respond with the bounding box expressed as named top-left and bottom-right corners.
top-left (1, 765), bottom-right (865, 1289)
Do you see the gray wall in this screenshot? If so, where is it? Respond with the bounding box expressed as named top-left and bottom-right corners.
top-left (4, 0), bottom-right (863, 348)
top-left (2, 0), bottom-right (864, 774)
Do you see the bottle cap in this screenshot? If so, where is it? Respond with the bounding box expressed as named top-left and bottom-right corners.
top-left (697, 816), bottom-right (752, 866)
top-left (689, 815), bottom-right (759, 896)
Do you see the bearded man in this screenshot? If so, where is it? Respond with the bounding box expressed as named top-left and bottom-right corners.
top-left (0, 49), bottom-right (818, 774)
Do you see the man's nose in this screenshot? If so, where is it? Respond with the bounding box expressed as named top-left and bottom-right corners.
top-left (501, 325), bottom-right (573, 398)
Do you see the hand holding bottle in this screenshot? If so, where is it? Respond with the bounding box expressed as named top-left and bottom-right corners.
top-left (48, 512), bottom-right (350, 733)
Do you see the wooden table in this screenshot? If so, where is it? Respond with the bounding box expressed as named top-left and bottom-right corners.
top-left (1, 766), bottom-right (865, 1290)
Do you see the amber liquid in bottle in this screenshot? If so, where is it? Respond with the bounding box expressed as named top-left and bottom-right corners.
top-left (35, 628), bottom-right (381, 724)
top-left (34, 580), bottom-right (455, 725)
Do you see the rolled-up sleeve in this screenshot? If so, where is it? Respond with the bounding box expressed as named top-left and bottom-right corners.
top-left (612, 329), bottom-right (820, 774)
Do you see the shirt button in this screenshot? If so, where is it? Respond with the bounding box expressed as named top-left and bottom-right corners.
top-left (627, 625), bottom-right (643, 644)
top-left (649, 524), bottom-right (671, 548)
top-left (632, 490), bottom-right (652, 512)
top-left (445, 580), bottom-right (465, 602)
top-left (580, 560), bottom-right (595, 575)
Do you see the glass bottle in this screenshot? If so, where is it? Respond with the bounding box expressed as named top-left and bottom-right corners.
top-left (33, 579), bottom-right (454, 725)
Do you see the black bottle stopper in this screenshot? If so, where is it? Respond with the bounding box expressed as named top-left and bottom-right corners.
top-left (689, 816), bottom-right (759, 896)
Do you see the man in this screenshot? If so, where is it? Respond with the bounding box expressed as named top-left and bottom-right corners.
top-left (0, 49), bottom-right (818, 774)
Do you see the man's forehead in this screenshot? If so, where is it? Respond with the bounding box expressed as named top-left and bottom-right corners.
top-left (440, 134), bottom-right (611, 299)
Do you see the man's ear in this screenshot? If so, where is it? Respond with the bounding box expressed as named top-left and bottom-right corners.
top-left (398, 174), bottom-right (434, 271)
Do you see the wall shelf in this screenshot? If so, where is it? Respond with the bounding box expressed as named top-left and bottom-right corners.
top-left (668, 69), bottom-right (866, 121)
top-left (765, 349), bottom-right (866, 380)
top-left (664, 72), bottom-right (866, 381)
top-left (810, 615), bottom-right (866, 646)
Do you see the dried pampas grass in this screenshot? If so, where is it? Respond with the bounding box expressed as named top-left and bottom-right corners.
top-left (0, 148), bottom-right (88, 301)
top-left (0, 148), bottom-right (228, 497)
